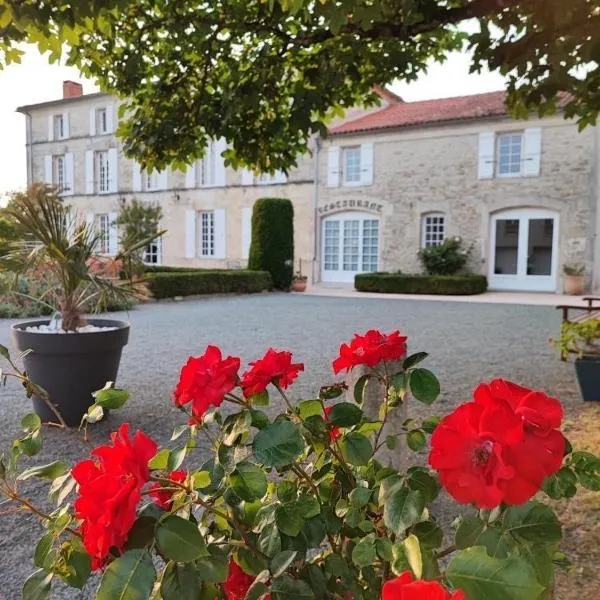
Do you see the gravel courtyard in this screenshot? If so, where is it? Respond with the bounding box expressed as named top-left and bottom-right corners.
top-left (0, 293), bottom-right (579, 598)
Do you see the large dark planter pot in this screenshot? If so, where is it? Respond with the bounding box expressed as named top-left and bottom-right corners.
top-left (11, 319), bottom-right (130, 426)
top-left (575, 355), bottom-right (600, 401)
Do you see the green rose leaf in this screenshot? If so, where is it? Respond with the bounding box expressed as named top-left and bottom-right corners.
top-left (253, 421), bottom-right (304, 468)
top-left (406, 468), bottom-right (440, 504)
top-left (383, 487), bottom-right (424, 536)
top-left (155, 516), bottom-right (209, 563)
top-left (229, 462), bottom-right (268, 502)
top-left (34, 534), bottom-right (53, 569)
top-left (60, 549), bottom-right (91, 590)
top-left (275, 504), bottom-right (304, 537)
top-left (406, 430), bottom-right (427, 451)
top-left (297, 400), bottom-right (323, 419)
top-left (403, 352), bottom-right (428, 370)
top-left (251, 410), bottom-right (270, 429)
top-left (403, 534), bottom-right (422, 579)
top-left (258, 523), bottom-right (282, 557)
top-left (21, 413), bottom-right (42, 431)
top-left (542, 467), bottom-right (577, 499)
top-left (18, 461), bottom-right (68, 481)
top-left (354, 374), bottom-right (370, 405)
top-left (19, 430), bottom-right (42, 457)
top-left (455, 515), bottom-right (486, 549)
top-left (23, 569), bottom-right (52, 600)
top-left (411, 521), bottom-right (443, 549)
top-left (125, 516), bottom-right (158, 551)
top-left (339, 432), bottom-right (372, 466)
top-left (502, 502), bottom-right (562, 545)
top-left (249, 390), bottom-right (270, 407)
top-left (271, 576), bottom-right (315, 600)
top-left (349, 486), bottom-right (372, 508)
top-left (171, 424), bottom-right (189, 441)
top-left (97, 550), bottom-right (156, 600)
top-left (195, 546), bottom-right (229, 583)
top-left (422, 416), bottom-right (441, 434)
top-left (327, 403), bottom-right (363, 427)
top-left (271, 550), bottom-right (298, 577)
top-left (167, 446), bottom-right (187, 471)
top-left (148, 448), bottom-right (170, 470)
top-left (296, 495), bottom-right (321, 518)
top-left (517, 544), bottom-right (554, 589)
top-left (92, 388), bottom-right (130, 409)
top-left (409, 368), bottom-right (440, 405)
top-left (447, 547), bottom-right (546, 600)
top-left (191, 470), bottom-right (212, 489)
top-left (376, 538), bottom-right (394, 562)
top-left (352, 534), bottom-right (377, 568)
top-left (161, 562), bottom-right (202, 600)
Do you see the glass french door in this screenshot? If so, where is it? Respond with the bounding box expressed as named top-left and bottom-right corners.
top-left (489, 208), bottom-right (559, 292)
top-left (322, 213), bottom-right (379, 283)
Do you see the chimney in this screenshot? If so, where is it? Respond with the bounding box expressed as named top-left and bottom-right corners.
top-left (63, 80), bottom-right (83, 98)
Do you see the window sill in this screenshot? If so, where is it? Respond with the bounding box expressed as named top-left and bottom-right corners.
top-left (342, 181), bottom-right (364, 188)
top-left (495, 172), bottom-right (523, 179)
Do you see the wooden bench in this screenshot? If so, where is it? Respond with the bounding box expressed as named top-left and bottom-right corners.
top-left (556, 296), bottom-right (600, 360)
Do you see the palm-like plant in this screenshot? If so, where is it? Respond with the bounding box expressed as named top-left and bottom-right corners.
top-left (4, 185), bottom-right (148, 331)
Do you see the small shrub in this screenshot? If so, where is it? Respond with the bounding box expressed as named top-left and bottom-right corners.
top-left (355, 272), bottom-right (488, 295)
top-left (146, 270), bottom-right (272, 299)
top-left (418, 237), bottom-right (472, 275)
top-left (563, 263), bottom-right (585, 276)
top-left (248, 198), bottom-right (294, 290)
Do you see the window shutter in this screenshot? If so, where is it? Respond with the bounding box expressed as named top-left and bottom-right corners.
top-left (106, 104), bottom-right (115, 134)
top-left (214, 208), bottom-right (227, 259)
top-left (64, 153), bottom-right (74, 195)
top-left (132, 163), bottom-right (142, 192)
top-left (327, 146), bottom-right (340, 187)
top-left (63, 113), bottom-right (70, 138)
top-left (241, 207), bottom-right (252, 259)
top-left (478, 132), bottom-right (495, 179)
top-left (48, 115), bottom-right (54, 142)
top-left (108, 212), bottom-right (119, 256)
top-left (89, 108), bottom-right (96, 136)
top-left (360, 143), bottom-right (374, 185)
top-left (108, 148), bottom-right (118, 192)
top-left (185, 163), bottom-right (196, 188)
top-left (214, 138), bottom-right (227, 186)
top-left (185, 210), bottom-right (196, 259)
top-left (44, 155), bottom-right (53, 184)
top-left (523, 128), bottom-right (542, 177)
top-left (157, 169), bottom-right (168, 190)
top-left (241, 169), bottom-right (254, 186)
top-left (85, 151), bottom-right (95, 194)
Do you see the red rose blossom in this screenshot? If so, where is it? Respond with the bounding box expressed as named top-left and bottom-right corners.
top-left (382, 572), bottom-right (465, 600)
top-left (72, 424), bottom-right (157, 570)
top-left (332, 330), bottom-right (407, 374)
top-left (429, 379), bottom-right (565, 508)
top-left (241, 348), bottom-right (304, 397)
top-left (149, 469), bottom-right (187, 510)
top-left (323, 406), bottom-right (342, 441)
top-left (223, 559), bottom-right (271, 600)
top-left (174, 345), bottom-right (241, 421)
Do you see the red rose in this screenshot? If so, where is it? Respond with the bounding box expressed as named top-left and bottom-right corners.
top-left (241, 348), bottom-right (304, 397)
top-left (174, 345), bottom-right (241, 421)
top-left (72, 424), bottom-right (157, 570)
top-left (323, 406), bottom-right (342, 441)
top-left (149, 469), bottom-right (187, 510)
top-left (382, 572), bottom-right (465, 600)
top-left (223, 559), bottom-right (271, 600)
top-left (332, 330), bottom-right (407, 374)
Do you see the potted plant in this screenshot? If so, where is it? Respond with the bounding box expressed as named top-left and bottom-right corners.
top-left (4, 185), bottom-right (151, 426)
top-left (555, 319), bottom-right (600, 401)
top-left (563, 263), bottom-right (585, 295)
top-left (291, 258), bottom-right (308, 292)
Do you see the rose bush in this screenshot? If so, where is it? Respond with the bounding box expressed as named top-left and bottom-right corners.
top-left (1, 330), bottom-right (600, 600)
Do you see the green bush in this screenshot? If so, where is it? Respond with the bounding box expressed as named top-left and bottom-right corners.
top-left (143, 265), bottom-right (214, 274)
top-left (355, 272), bottom-right (488, 295)
top-left (418, 237), bottom-right (472, 275)
top-left (0, 301), bottom-right (53, 319)
top-left (146, 270), bottom-right (272, 299)
top-left (248, 198), bottom-right (294, 290)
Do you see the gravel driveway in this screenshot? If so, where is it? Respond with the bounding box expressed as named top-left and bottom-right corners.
top-left (0, 293), bottom-right (579, 598)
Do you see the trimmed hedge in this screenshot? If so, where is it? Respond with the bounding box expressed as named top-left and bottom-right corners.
top-left (355, 273), bottom-right (488, 295)
top-left (146, 270), bottom-right (273, 299)
top-left (248, 198), bottom-right (294, 290)
top-left (143, 265), bottom-right (212, 274)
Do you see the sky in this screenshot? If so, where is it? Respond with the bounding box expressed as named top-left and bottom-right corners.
top-left (0, 46), bottom-right (506, 197)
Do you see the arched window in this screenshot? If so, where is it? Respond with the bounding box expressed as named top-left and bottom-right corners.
top-left (421, 213), bottom-right (445, 248)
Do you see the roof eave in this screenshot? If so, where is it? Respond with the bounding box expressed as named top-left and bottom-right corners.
top-left (16, 91), bottom-right (111, 113)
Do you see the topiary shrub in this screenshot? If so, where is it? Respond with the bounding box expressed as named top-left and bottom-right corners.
top-left (355, 272), bottom-right (488, 295)
top-left (418, 237), bottom-right (473, 275)
top-left (248, 198), bottom-right (294, 290)
top-left (146, 270), bottom-right (272, 299)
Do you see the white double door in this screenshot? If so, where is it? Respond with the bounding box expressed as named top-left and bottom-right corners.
top-left (489, 208), bottom-right (559, 292)
top-left (322, 212), bottom-right (380, 283)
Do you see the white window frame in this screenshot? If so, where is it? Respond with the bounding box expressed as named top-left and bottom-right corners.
top-left (97, 214), bottom-right (111, 254)
top-left (496, 132), bottom-right (524, 178)
top-left (200, 142), bottom-right (217, 187)
top-left (198, 211), bottom-right (215, 257)
top-left (145, 171), bottom-right (160, 191)
top-left (342, 147), bottom-right (362, 186)
top-left (421, 213), bottom-right (446, 248)
top-left (96, 108), bottom-right (108, 134)
top-left (53, 155), bottom-right (66, 193)
top-left (54, 114), bottom-right (66, 139)
top-left (143, 237), bottom-right (162, 265)
top-left (96, 151), bottom-right (110, 193)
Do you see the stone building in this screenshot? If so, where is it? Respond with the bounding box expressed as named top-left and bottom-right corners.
top-left (17, 81), bottom-right (600, 292)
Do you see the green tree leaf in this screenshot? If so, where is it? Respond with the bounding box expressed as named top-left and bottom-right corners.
top-left (327, 403), bottom-right (363, 427)
top-left (155, 516), bottom-right (209, 563)
top-left (160, 562), bottom-right (201, 600)
top-left (23, 569), bottom-right (52, 600)
top-left (339, 432), bottom-right (372, 466)
top-left (502, 502), bottom-right (562, 545)
top-left (447, 547), bottom-right (546, 600)
top-left (383, 487), bottom-right (424, 536)
top-left (409, 369), bottom-right (440, 405)
top-left (271, 576), bottom-right (315, 600)
top-left (229, 462), bottom-right (268, 502)
top-left (97, 550), bottom-right (156, 600)
top-left (253, 421), bottom-right (304, 468)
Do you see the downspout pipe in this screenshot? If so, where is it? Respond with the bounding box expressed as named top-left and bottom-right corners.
top-left (593, 126), bottom-right (600, 293)
top-left (312, 133), bottom-right (321, 285)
